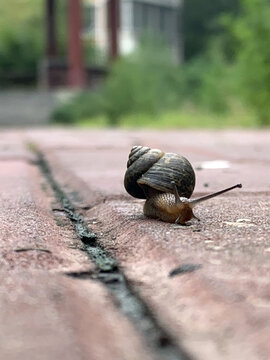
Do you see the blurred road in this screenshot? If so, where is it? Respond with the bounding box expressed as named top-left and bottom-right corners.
top-left (0, 128), bottom-right (269, 360)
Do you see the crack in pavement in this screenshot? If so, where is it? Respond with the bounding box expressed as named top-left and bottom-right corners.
top-left (34, 149), bottom-right (193, 360)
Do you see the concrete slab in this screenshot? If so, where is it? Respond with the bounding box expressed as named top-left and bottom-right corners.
top-left (0, 90), bottom-right (56, 126)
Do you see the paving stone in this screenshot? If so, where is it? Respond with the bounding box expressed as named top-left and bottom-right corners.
top-left (0, 159), bottom-right (92, 273)
top-left (27, 129), bottom-right (270, 360)
top-left (0, 130), bottom-right (33, 161)
top-left (84, 195), bottom-right (270, 360)
top-left (27, 129), bottom-right (270, 199)
top-left (0, 271), bottom-right (155, 360)
top-left (0, 133), bottom-right (157, 360)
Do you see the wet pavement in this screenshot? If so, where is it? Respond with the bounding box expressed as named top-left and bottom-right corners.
top-left (0, 128), bottom-right (269, 360)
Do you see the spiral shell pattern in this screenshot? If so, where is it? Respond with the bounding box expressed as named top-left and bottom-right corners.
top-left (124, 146), bottom-right (195, 199)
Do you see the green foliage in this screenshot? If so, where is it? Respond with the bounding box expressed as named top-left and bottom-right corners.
top-left (102, 41), bottom-right (183, 124)
top-left (0, 0), bottom-right (44, 84)
top-left (52, 1), bottom-right (270, 128)
top-left (225, 0), bottom-right (270, 125)
top-left (181, 0), bottom-right (270, 126)
top-left (183, 0), bottom-right (240, 59)
top-left (72, 103), bottom-right (257, 129)
top-left (52, 91), bottom-right (105, 124)
top-left (52, 38), bottom-right (244, 127)
top-left (178, 51), bottom-right (230, 113)
top-left (52, 40), bottom-right (184, 125)
top-left (118, 105), bottom-right (256, 128)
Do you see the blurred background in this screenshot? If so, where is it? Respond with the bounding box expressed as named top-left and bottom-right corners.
top-left (0, 0), bottom-right (270, 128)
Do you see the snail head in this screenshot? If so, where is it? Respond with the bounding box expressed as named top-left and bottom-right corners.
top-left (171, 181), bottom-right (242, 225)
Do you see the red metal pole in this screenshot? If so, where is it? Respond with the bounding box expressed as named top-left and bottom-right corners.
top-left (107, 0), bottom-right (119, 60)
top-left (67, 0), bottom-right (85, 87)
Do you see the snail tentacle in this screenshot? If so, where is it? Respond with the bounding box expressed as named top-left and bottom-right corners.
top-left (171, 181), bottom-right (181, 205)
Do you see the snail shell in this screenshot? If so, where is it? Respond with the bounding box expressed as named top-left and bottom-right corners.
top-left (124, 146), bottom-right (195, 199)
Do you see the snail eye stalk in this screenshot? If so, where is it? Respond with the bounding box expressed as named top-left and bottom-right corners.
top-left (190, 183), bottom-right (242, 205)
top-left (171, 181), bottom-right (181, 205)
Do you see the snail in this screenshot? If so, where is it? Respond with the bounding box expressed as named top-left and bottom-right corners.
top-left (124, 146), bottom-right (242, 225)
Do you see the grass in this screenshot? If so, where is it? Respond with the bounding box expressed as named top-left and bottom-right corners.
top-left (73, 102), bottom-right (258, 129)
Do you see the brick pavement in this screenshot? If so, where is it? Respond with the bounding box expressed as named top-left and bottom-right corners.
top-left (0, 128), bottom-right (269, 360)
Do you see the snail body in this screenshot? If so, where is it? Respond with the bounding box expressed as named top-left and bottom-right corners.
top-left (143, 191), bottom-right (195, 224)
top-left (124, 146), bottom-right (242, 224)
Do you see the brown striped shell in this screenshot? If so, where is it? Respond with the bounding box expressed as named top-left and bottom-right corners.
top-left (124, 146), bottom-right (195, 199)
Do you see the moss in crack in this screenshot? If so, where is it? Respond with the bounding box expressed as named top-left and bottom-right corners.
top-left (34, 149), bottom-right (118, 273)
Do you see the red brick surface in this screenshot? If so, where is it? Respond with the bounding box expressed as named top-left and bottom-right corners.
top-left (0, 159), bottom-right (91, 273)
top-left (1, 128), bottom-right (270, 360)
top-left (27, 128), bottom-right (270, 194)
top-left (0, 272), bottom-right (154, 360)
top-left (85, 196), bottom-right (270, 360)
top-left (0, 133), bottom-right (156, 360)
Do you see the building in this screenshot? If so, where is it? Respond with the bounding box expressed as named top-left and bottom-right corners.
top-left (84, 0), bottom-right (183, 62)
top-left (43, 0), bottom-right (183, 88)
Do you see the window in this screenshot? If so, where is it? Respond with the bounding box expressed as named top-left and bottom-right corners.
top-left (134, 2), bottom-right (146, 30)
top-left (83, 4), bottom-right (95, 35)
top-left (162, 8), bottom-right (177, 41)
top-left (133, 2), bottom-right (178, 41)
top-left (121, 2), bottom-right (133, 30)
